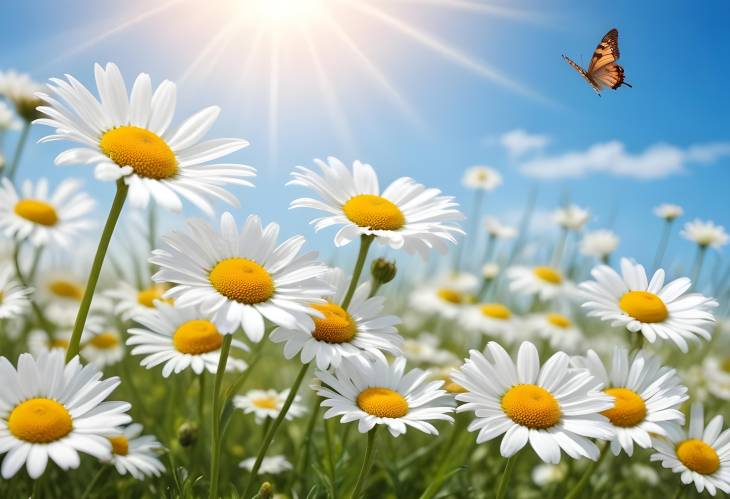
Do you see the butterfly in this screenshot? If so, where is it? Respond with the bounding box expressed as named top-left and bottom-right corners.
top-left (563, 28), bottom-right (632, 95)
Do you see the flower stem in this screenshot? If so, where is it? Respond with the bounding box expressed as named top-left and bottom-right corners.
top-left (341, 235), bottom-right (374, 311)
top-left (690, 244), bottom-right (707, 289)
top-left (351, 426), bottom-right (378, 499)
top-left (79, 465), bottom-right (108, 499)
top-left (551, 228), bottom-right (568, 268)
top-left (5, 121), bottom-right (30, 181)
top-left (13, 243), bottom-right (55, 335)
top-left (495, 453), bottom-right (519, 499)
top-left (208, 334), bottom-right (232, 499)
top-left (653, 220), bottom-right (673, 270)
top-left (66, 179), bottom-right (128, 362)
top-left (198, 372), bottom-right (206, 425)
top-left (242, 362), bottom-right (310, 498)
top-left (564, 443), bottom-right (609, 499)
top-left (453, 190), bottom-right (483, 273)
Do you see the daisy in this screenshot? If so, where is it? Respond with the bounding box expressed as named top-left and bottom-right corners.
top-left (0, 178), bottom-right (95, 248)
top-left (240, 455), bottom-right (292, 475)
top-left (289, 157), bottom-right (463, 258)
top-left (402, 333), bottom-right (460, 366)
top-left (315, 356), bottom-right (454, 437)
top-left (681, 219), bottom-right (729, 250)
top-left (579, 230), bottom-right (619, 260)
top-left (151, 212), bottom-right (332, 342)
top-left (104, 423), bottom-right (164, 480)
top-left (572, 347), bottom-right (688, 456)
top-left (704, 356), bottom-right (730, 401)
top-left (553, 205), bottom-right (590, 231)
top-left (429, 366), bottom-right (467, 395)
top-left (654, 204), bottom-right (683, 221)
top-left (27, 329), bottom-right (72, 356)
top-left (481, 263), bottom-right (500, 280)
top-left (0, 264), bottom-right (32, 320)
top-left (0, 350), bottom-right (131, 478)
top-left (461, 302), bottom-right (519, 342)
top-left (270, 267), bottom-right (402, 370)
top-left (484, 217), bottom-right (517, 240)
top-left (127, 301), bottom-right (247, 377)
top-left (508, 265), bottom-right (571, 302)
top-left (409, 272), bottom-right (479, 320)
top-left (35, 62), bottom-right (255, 214)
top-left (650, 403), bottom-right (730, 496)
top-left (81, 328), bottom-right (125, 368)
top-left (462, 165), bottom-right (502, 191)
top-left (580, 258), bottom-right (718, 352)
top-left (233, 389), bottom-right (305, 423)
top-left (105, 280), bottom-right (172, 321)
top-left (0, 70), bottom-right (44, 122)
top-left (526, 312), bottom-right (584, 353)
top-left (452, 341), bottom-right (614, 463)
top-left (0, 101), bottom-right (20, 132)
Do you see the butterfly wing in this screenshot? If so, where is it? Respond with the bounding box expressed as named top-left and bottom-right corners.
top-left (592, 63), bottom-right (632, 90)
top-left (587, 28), bottom-right (620, 73)
top-left (562, 54), bottom-right (602, 93)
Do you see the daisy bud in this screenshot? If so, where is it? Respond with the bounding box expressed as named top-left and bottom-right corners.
top-left (254, 482), bottom-right (273, 499)
top-left (371, 258), bottom-right (397, 285)
top-left (178, 422), bottom-right (199, 447)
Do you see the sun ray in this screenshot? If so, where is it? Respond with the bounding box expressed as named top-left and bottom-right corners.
top-left (390, 0), bottom-right (550, 25)
top-left (267, 31), bottom-right (281, 173)
top-left (178, 16), bottom-right (242, 85)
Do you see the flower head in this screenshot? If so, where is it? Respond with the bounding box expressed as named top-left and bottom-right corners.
top-left (0, 70), bottom-right (44, 121)
top-left (681, 219), bottom-right (728, 249)
top-left (462, 165), bottom-right (502, 191)
top-left (654, 204), bottom-right (683, 221)
top-left (234, 389), bottom-right (305, 423)
top-left (104, 423), bottom-right (165, 480)
top-left (553, 204), bottom-right (590, 231)
top-left (580, 229), bottom-right (619, 259)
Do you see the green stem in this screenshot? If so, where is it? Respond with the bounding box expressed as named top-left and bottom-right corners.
top-left (341, 235), bottom-right (374, 311)
top-left (208, 334), bottom-right (232, 499)
top-left (6, 121), bottom-right (30, 181)
top-left (290, 397), bottom-right (321, 494)
top-left (13, 244), bottom-right (54, 335)
top-left (66, 179), bottom-right (128, 362)
top-left (690, 245), bottom-right (707, 289)
top-left (323, 418), bottom-right (337, 498)
top-left (350, 427), bottom-right (378, 499)
top-left (495, 453), bottom-right (518, 499)
top-left (242, 363), bottom-right (310, 498)
top-left (368, 280), bottom-right (383, 298)
top-left (564, 444), bottom-right (609, 499)
top-left (223, 338), bottom-right (265, 402)
top-left (453, 190), bottom-right (483, 273)
top-left (198, 372), bottom-right (206, 425)
top-left (653, 220), bottom-right (673, 270)
top-left (79, 465), bottom-right (108, 499)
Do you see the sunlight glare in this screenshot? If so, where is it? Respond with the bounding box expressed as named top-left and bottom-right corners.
top-left (253, 0), bottom-right (325, 24)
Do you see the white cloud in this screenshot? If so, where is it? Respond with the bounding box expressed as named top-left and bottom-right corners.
top-left (518, 141), bottom-right (730, 180)
top-left (499, 129), bottom-right (550, 157)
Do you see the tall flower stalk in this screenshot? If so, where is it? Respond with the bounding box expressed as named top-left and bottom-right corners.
top-left (208, 334), bottom-right (232, 499)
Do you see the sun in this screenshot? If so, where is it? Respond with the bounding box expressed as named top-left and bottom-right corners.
top-left (252, 0), bottom-right (325, 24)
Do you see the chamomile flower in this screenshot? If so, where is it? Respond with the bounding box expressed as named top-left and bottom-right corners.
top-left (150, 212), bottom-right (332, 342)
top-left (704, 356), bottom-right (730, 401)
top-left (0, 178), bottom-right (95, 248)
top-left (289, 157), bottom-right (463, 258)
top-left (508, 265), bottom-right (571, 302)
top-left (461, 302), bottom-right (519, 342)
top-left (580, 258), bottom-right (718, 352)
top-left (650, 403), bottom-right (730, 496)
top-left (654, 204), bottom-right (683, 221)
top-left (0, 70), bottom-right (44, 121)
top-left (239, 455), bottom-right (292, 475)
top-left (36, 63), bottom-right (255, 214)
top-left (105, 280), bottom-right (172, 321)
top-left (127, 302), bottom-right (247, 377)
top-left (233, 389), bottom-right (305, 423)
top-left (315, 356), bottom-right (454, 437)
top-left (580, 230), bottom-right (619, 260)
top-left (0, 264), bottom-right (31, 320)
top-left (553, 205), bottom-right (590, 231)
top-left (409, 272), bottom-right (479, 320)
top-left (573, 347), bottom-right (688, 456)
top-left (681, 219), bottom-right (729, 250)
top-left (0, 101), bottom-right (20, 132)
top-left (484, 217), bottom-right (517, 240)
top-left (402, 333), bottom-right (460, 366)
top-left (270, 267), bottom-right (401, 370)
top-left (453, 341), bottom-right (614, 463)
top-left (0, 350), bottom-right (131, 478)
top-left (27, 329), bottom-right (72, 356)
top-left (462, 165), bottom-right (502, 191)
top-left (104, 423), bottom-right (164, 480)
top-left (526, 312), bottom-right (584, 353)
top-left (81, 329), bottom-right (125, 368)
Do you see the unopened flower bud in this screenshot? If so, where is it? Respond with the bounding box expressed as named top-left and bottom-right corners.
top-left (371, 258), bottom-right (397, 285)
top-left (177, 422), bottom-right (198, 447)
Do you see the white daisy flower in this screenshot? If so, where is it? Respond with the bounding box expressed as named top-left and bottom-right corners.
top-left (531, 463), bottom-right (567, 486)
top-left (233, 389), bottom-right (305, 423)
top-left (0, 264), bottom-right (32, 320)
top-left (429, 366), bottom-right (467, 395)
top-left (81, 329), bottom-right (125, 369)
top-left (402, 333), bottom-right (460, 366)
top-left (315, 356), bottom-right (454, 437)
top-left (239, 455), bottom-right (292, 475)
top-left (36, 270), bottom-right (86, 307)
top-left (462, 165), bottom-right (502, 191)
top-left (681, 219), bottom-right (728, 249)
top-left (0, 101), bottom-right (20, 132)
top-left (461, 302), bottom-right (519, 342)
top-left (573, 347), bottom-right (688, 456)
top-left (0, 70), bottom-right (44, 121)
top-left (481, 263), bottom-right (500, 280)
top-left (0, 350), bottom-right (131, 478)
top-left (0, 178), bottom-right (95, 248)
top-left (127, 301), bottom-right (248, 377)
top-left (105, 280), bottom-right (172, 321)
top-left (579, 229), bottom-right (619, 259)
top-left (289, 157), bottom-right (463, 258)
top-left (484, 216), bottom-right (517, 240)
top-left (704, 356), bottom-right (730, 401)
top-left (104, 423), bottom-right (164, 480)
top-left (654, 204), bottom-right (683, 221)
top-left (580, 258), bottom-right (718, 352)
top-left (650, 403), bottom-right (730, 496)
top-left (409, 272), bottom-right (479, 320)
top-left (36, 62), bottom-right (255, 214)
top-left (553, 205), bottom-right (590, 231)
top-left (27, 329), bottom-right (72, 356)
top-left (525, 312), bottom-right (584, 353)
top-left (452, 341), bottom-right (614, 463)
top-left (270, 268), bottom-right (401, 370)
top-left (508, 265), bottom-right (571, 302)
top-left (150, 212), bottom-right (332, 342)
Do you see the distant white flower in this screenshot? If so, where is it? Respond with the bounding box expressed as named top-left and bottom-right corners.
top-left (462, 165), bottom-right (502, 191)
top-left (0, 264), bottom-right (31, 320)
top-left (402, 333), bottom-right (459, 366)
top-left (0, 70), bottom-right (44, 121)
top-left (234, 389), bottom-right (305, 424)
top-left (481, 263), bottom-right (500, 279)
top-left (461, 302), bottom-right (519, 342)
top-left (104, 424), bottom-right (164, 480)
top-left (654, 204), bottom-right (683, 221)
top-left (580, 229), bottom-right (619, 259)
top-left (553, 204), bottom-right (590, 231)
top-left (0, 102), bottom-right (20, 131)
top-left (531, 463), bottom-right (567, 486)
top-left (105, 280), bottom-right (172, 321)
top-left (508, 265), bottom-right (571, 301)
top-left (681, 219), bottom-right (728, 249)
top-left (484, 216), bottom-right (517, 239)
top-left (525, 312), bottom-right (584, 353)
top-left (704, 356), bottom-right (730, 401)
top-left (240, 455), bottom-right (292, 475)
top-left (409, 272), bottom-right (479, 320)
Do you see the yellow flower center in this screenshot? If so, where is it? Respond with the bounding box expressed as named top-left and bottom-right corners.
top-left (437, 288), bottom-right (465, 304)
top-left (501, 384), bottom-right (561, 429)
top-left (0, 290), bottom-right (3, 303)
top-left (209, 258), bottom-right (274, 304)
top-left (342, 194), bottom-right (405, 231)
top-left (252, 397), bottom-right (278, 410)
top-left (88, 332), bottom-right (120, 350)
top-left (49, 338), bottom-right (70, 349)
top-left (311, 303), bottom-right (357, 343)
top-left (173, 319), bottom-right (223, 354)
top-left (109, 435), bottom-right (129, 456)
top-left (676, 439), bottom-right (720, 475)
top-left (48, 280), bottom-right (84, 300)
top-left (436, 374), bottom-right (467, 394)
top-left (546, 313), bottom-right (571, 329)
top-left (357, 387), bottom-right (409, 418)
top-left (99, 126), bottom-right (178, 179)
top-left (721, 358), bottom-right (730, 373)
top-left (137, 284), bottom-right (171, 308)
top-left (14, 199), bottom-right (59, 226)
top-left (8, 398), bottom-right (73, 443)
top-left (532, 266), bottom-right (562, 284)
top-left (480, 303), bottom-right (511, 320)
top-left (602, 388), bottom-right (646, 427)
top-left (619, 291), bottom-right (668, 323)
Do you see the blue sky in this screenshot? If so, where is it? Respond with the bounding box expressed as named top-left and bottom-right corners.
top-left (1, 0), bottom-right (729, 280)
